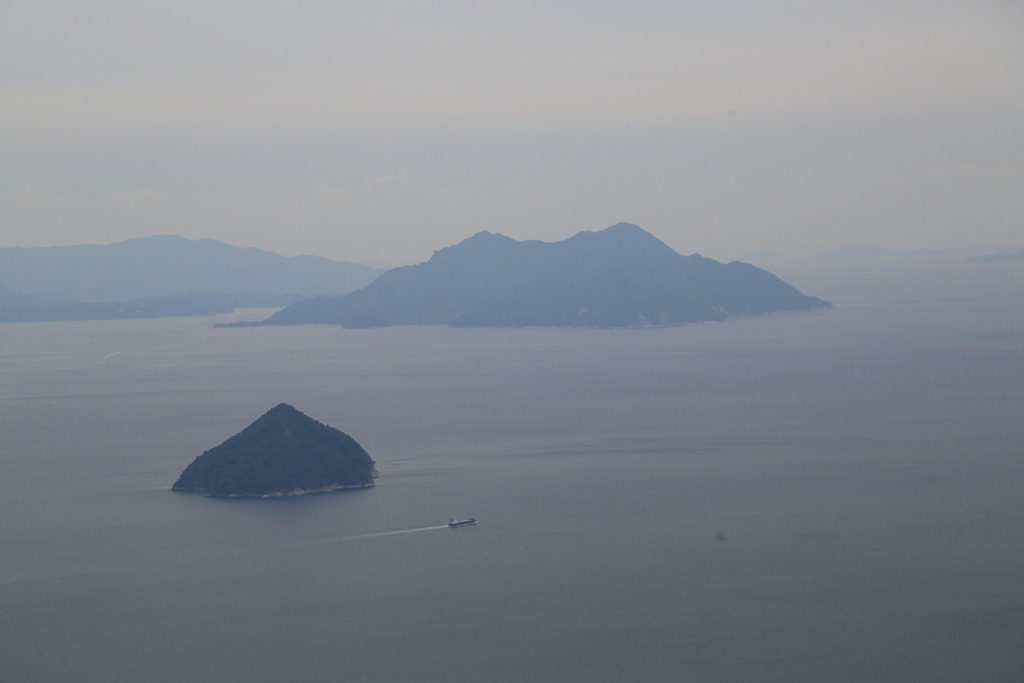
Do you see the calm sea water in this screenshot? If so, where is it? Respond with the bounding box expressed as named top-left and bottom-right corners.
top-left (1, 262), bottom-right (1022, 682)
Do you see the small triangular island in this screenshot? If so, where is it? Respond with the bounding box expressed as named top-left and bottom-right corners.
top-left (172, 404), bottom-right (377, 498)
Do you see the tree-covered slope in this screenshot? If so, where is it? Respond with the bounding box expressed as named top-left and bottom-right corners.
top-left (172, 404), bottom-right (376, 497)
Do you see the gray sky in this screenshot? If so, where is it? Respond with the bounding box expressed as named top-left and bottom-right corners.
top-left (2, 0), bottom-right (1022, 264)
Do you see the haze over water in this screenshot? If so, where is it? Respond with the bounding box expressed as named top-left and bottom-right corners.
top-left (1, 262), bottom-right (1021, 682)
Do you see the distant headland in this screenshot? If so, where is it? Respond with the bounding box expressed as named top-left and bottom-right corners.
top-left (0, 235), bottom-right (382, 323)
top-left (172, 404), bottom-right (377, 498)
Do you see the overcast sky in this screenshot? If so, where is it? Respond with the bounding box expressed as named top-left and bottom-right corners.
top-left (2, 0), bottom-right (1022, 264)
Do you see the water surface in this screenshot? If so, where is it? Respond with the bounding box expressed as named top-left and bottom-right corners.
top-left (1, 262), bottom-right (1021, 681)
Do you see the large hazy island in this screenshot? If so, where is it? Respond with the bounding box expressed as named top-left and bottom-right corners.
top-left (172, 404), bottom-right (376, 498)
top-left (223, 223), bottom-right (830, 329)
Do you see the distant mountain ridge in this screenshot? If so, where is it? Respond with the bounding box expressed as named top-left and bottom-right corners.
top-left (964, 250), bottom-right (1024, 264)
top-left (230, 223), bottom-right (830, 329)
top-left (816, 244), bottom-right (1005, 261)
top-left (0, 235), bottom-right (382, 302)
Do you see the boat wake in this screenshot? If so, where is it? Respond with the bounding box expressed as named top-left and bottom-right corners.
top-left (324, 525), bottom-right (450, 543)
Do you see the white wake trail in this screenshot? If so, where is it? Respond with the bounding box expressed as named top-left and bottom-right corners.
top-left (315, 525), bottom-right (451, 545)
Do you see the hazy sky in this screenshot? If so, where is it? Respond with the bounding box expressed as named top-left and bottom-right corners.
top-left (2, 0), bottom-right (1022, 264)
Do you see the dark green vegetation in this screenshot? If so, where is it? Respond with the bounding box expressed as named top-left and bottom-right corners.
top-left (172, 404), bottom-right (376, 498)
top-left (227, 223), bottom-right (830, 329)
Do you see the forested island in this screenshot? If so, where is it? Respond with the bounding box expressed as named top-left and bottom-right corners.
top-left (172, 404), bottom-right (376, 498)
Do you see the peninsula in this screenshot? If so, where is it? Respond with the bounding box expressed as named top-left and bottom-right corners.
top-left (172, 404), bottom-right (376, 498)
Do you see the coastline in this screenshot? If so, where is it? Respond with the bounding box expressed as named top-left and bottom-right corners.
top-left (172, 471), bottom-right (378, 498)
top-left (236, 481), bottom-right (376, 498)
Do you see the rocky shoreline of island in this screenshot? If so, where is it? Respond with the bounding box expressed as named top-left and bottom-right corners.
top-left (175, 478), bottom-right (377, 498)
